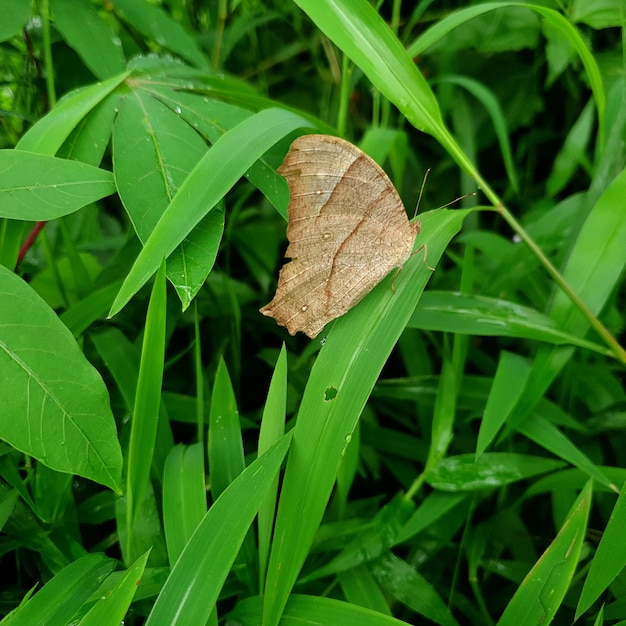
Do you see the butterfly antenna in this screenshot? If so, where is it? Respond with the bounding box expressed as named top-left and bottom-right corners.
top-left (437, 191), bottom-right (477, 210)
top-left (413, 168), bottom-right (431, 219)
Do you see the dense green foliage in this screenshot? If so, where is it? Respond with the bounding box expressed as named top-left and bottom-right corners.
top-left (0, 1), bottom-right (624, 625)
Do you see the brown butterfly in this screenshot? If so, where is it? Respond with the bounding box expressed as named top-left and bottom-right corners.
top-left (260, 134), bottom-right (420, 338)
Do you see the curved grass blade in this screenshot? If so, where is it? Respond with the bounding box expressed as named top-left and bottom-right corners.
top-left (263, 209), bottom-right (469, 626)
top-left (144, 434), bottom-right (291, 626)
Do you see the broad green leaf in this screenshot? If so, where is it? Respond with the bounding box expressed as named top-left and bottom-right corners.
top-left (0, 151), bottom-right (115, 220)
top-left (109, 107), bottom-right (313, 316)
top-left (0, 0), bottom-right (31, 41)
top-left (4, 553), bottom-right (115, 626)
top-left (113, 90), bottom-right (224, 307)
top-left (18, 74), bottom-right (127, 154)
top-left (427, 453), bottom-right (565, 491)
top-left (571, 0), bottom-right (623, 28)
top-left (144, 434), bottom-right (291, 626)
top-left (57, 92), bottom-right (121, 166)
top-left (148, 89), bottom-right (290, 216)
top-left (497, 482), bottom-right (591, 625)
top-left (50, 0), bottom-right (126, 79)
top-left (263, 209), bottom-right (468, 626)
top-left (0, 265), bottom-right (122, 491)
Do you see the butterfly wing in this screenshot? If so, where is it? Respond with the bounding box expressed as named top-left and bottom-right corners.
top-left (260, 135), bottom-right (419, 338)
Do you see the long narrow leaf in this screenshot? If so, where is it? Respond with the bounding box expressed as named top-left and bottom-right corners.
top-left (126, 260), bottom-right (167, 537)
top-left (145, 434), bottom-right (291, 626)
top-left (263, 209), bottom-right (468, 626)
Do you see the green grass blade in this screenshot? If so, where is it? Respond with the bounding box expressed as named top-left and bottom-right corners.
top-left (509, 163), bottom-right (626, 425)
top-left (410, 291), bottom-right (608, 353)
top-left (60, 282), bottom-right (122, 337)
top-left (4, 554), bottom-right (115, 626)
top-left (436, 75), bottom-right (519, 193)
top-left (427, 453), bottom-right (565, 491)
top-left (518, 415), bottom-right (615, 489)
top-left (209, 357), bottom-right (245, 499)
top-left (233, 594), bottom-right (415, 626)
top-left (576, 478), bottom-right (626, 617)
top-left (257, 345), bottom-right (287, 592)
top-left (126, 260), bottom-right (167, 537)
top-left (338, 564), bottom-right (391, 615)
top-left (478, 351), bottom-right (531, 454)
top-left (295, 0), bottom-right (441, 133)
top-left (301, 494), bottom-right (415, 583)
top-left (144, 434), bottom-right (291, 626)
top-left (408, 2), bottom-right (605, 140)
top-left (262, 209), bottom-right (468, 626)
top-left (373, 553), bottom-right (460, 626)
top-left (395, 492), bottom-right (469, 545)
top-left (293, 0), bottom-right (495, 204)
top-left (497, 481), bottom-right (591, 626)
top-left (162, 444), bottom-right (206, 565)
top-left (78, 551), bottom-right (150, 626)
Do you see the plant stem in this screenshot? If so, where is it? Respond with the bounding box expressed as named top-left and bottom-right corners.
top-left (212, 0), bottom-right (227, 70)
top-left (336, 53), bottom-right (351, 136)
top-left (496, 205), bottom-right (626, 364)
top-left (39, 0), bottom-right (56, 108)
